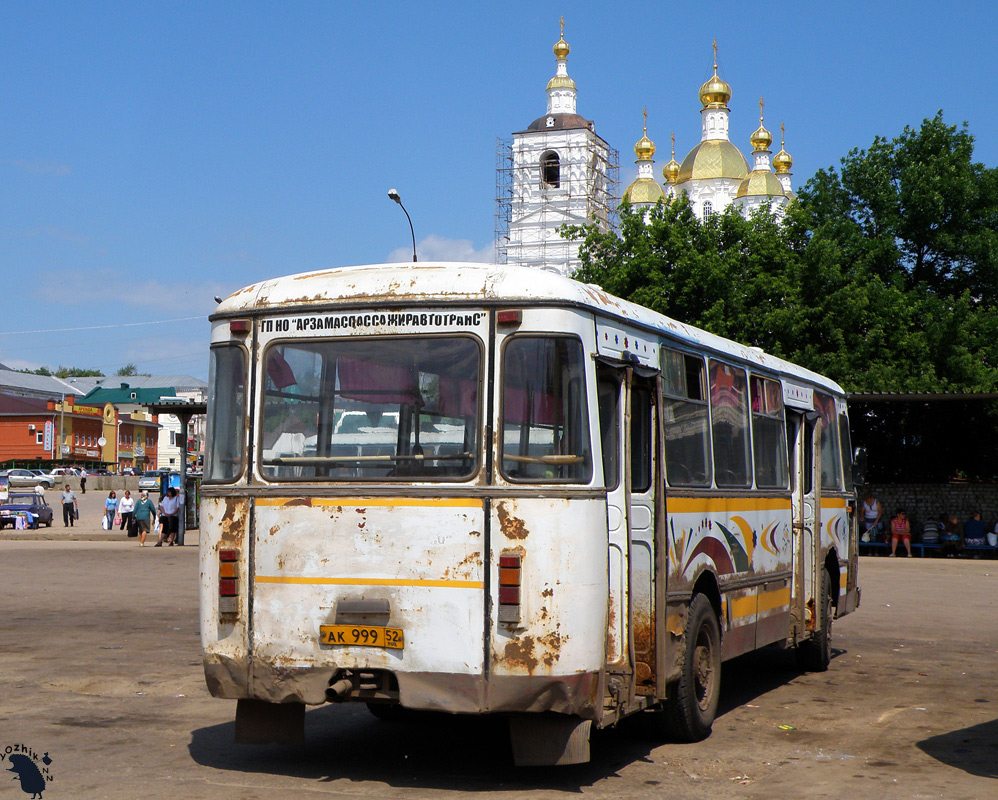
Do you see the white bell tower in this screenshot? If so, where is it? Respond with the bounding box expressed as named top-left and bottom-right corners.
top-left (496, 20), bottom-right (618, 276)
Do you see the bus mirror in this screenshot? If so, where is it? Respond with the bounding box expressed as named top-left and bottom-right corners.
top-left (852, 447), bottom-right (867, 488)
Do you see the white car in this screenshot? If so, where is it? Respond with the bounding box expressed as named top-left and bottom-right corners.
top-left (4, 469), bottom-right (56, 489)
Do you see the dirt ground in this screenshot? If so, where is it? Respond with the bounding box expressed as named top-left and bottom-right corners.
top-left (0, 540), bottom-right (994, 799)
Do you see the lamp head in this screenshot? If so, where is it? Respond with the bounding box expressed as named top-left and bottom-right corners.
top-left (387, 188), bottom-right (401, 204)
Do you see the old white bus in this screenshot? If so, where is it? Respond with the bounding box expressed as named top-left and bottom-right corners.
top-left (201, 262), bottom-right (861, 765)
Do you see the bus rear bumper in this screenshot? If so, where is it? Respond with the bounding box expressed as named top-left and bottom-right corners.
top-left (205, 654), bottom-right (600, 719)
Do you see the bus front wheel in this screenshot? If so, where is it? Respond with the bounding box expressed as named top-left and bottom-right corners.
top-left (662, 593), bottom-right (721, 742)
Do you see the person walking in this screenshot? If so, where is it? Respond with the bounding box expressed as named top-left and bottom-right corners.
top-left (118, 490), bottom-right (135, 532)
top-left (133, 490), bottom-right (157, 547)
top-left (79, 467), bottom-right (88, 494)
top-left (60, 485), bottom-right (78, 527)
top-left (103, 490), bottom-right (118, 530)
top-left (156, 487), bottom-right (181, 546)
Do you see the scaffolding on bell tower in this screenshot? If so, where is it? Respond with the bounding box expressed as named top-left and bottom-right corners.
top-left (495, 132), bottom-right (619, 274)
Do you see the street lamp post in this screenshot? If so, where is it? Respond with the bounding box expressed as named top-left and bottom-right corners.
top-left (387, 188), bottom-right (417, 262)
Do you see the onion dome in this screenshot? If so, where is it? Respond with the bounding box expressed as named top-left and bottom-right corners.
top-left (547, 17), bottom-right (576, 91)
top-left (735, 170), bottom-right (785, 199)
top-left (663, 132), bottom-right (681, 185)
top-left (773, 122), bottom-right (793, 173)
top-left (634, 108), bottom-right (655, 161)
top-left (699, 39), bottom-right (731, 108)
top-left (624, 109), bottom-right (665, 206)
top-left (750, 98), bottom-right (773, 151)
top-left (623, 177), bottom-right (666, 205)
top-left (677, 140), bottom-right (748, 183)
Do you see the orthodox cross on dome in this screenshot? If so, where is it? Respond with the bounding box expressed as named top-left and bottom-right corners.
top-left (759, 96), bottom-right (764, 123)
top-left (560, 15), bottom-right (564, 37)
top-left (643, 106), bottom-right (648, 135)
top-left (712, 38), bottom-right (717, 71)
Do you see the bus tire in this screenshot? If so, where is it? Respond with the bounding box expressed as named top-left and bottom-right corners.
top-left (796, 567), bottom-right (833, 672)
top-left (662, 593), bottom-right (721, 742)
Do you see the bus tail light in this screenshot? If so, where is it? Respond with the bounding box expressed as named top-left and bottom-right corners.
top-left (229, 319), bottom-right (250, 336)
top-left (497, 309), bottom-right (522, 326)
top-left (219, 548), bottom-right (240, 614)
top-left (498, 553), bottom-right (521, 623)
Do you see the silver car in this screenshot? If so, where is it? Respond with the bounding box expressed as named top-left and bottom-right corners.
top-left (138, 470), bottom-right (171, 492)
top-left (3, 469), bottom-right (56, 489)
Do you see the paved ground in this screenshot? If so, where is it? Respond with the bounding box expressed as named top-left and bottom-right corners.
top-left (0, 540), bottom-right (994, 799)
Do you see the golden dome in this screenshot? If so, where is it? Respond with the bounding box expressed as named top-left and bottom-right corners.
top-left (662, 132), bottom-right (681, 184)
top-left (735, 170), bottom-right (785, 199)
top-left (546, 74), bottom-right (577, 91)
top-left (677, 139), bottom-right (749, 183)
top-left (699, 72), bottom-right (731, 108)
top-left (624, 178), bottom-right (665, 206)
top-left (699, 40), bottom-right (731, 108)
top-left (553, 17), bottom-right (570, 58)
top-left (750, 97), bottom-right (772, 151)
top-left (773, 122), bottom-right (793, 173)
top-left (634, 108), bottom-right (655, 160)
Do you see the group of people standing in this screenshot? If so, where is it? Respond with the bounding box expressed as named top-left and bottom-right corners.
top-left (59, 484), bottom-right (183, 546)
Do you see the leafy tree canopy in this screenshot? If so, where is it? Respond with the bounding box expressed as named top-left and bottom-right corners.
top-left (567, 113), bottom-right (998, 395)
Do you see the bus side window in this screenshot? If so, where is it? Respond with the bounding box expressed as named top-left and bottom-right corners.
top-left (709, 360), bottom-right (751, 488)
top-left (815, 392), bottom-right (842, 491)
top-left (630, 385), bottom-right (652, 493)
top-left (660, 348), bottom-right (711, 487)
top-left (597, 376), bottom-right (620, 491)
top-left (751, 375), bottom-right (789, 489)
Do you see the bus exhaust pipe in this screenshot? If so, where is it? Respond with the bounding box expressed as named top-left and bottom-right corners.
top-left (326, 678), bottom-right (353, 702)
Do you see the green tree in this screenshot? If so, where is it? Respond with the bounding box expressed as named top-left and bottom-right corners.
top-left (116, 363), bottom-right (139, 376)
top-left (798, 112), bottom-right (998, 299)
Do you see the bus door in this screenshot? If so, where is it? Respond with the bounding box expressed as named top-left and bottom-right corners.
top-left (788, 410), bottom-right (822, 639)
top-left (597, 363), bottom-right (659, 709)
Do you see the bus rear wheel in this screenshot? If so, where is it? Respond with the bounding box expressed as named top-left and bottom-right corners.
top-left (662, 593), bottom-right (721, 742)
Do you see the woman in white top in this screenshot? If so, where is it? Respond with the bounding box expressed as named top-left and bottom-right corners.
top-left (118, 489), bottom-right (135, 531)
top-left (861, 492), bottom-right (884, 542)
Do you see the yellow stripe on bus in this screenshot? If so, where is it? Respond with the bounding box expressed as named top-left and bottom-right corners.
top-left (667, 497), bottom-right (792, 514)
top-left (728, 586), bottom-right (792, 619)
top-left (255, 497), bottom-right (483, 509)
top-left (255, 575), bottom-right (484, 589)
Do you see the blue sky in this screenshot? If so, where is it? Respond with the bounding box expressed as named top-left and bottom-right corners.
top-left (1, 1), bottom-right (996, 380)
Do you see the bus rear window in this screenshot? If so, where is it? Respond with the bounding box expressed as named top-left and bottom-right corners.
top-left (259, 336), bottom-right (481, 481)
top-left (205, 345), bottom-right (247, 483)
top-left (500, 336), bottom-right (592, 483)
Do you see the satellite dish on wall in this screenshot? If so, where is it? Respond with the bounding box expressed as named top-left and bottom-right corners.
top-left (98, 437), bottom-right (107, 447)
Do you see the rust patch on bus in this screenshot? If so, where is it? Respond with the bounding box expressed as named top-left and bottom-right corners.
top-left (219, 498), bottom-right (249, 546)
top-left (268, 526), bottom-right (279, 537)
top-left (632, 611), bottom-right (656, 683)
top-left (499, 630), bottom-right (563, 674)
top-left (496, 502), bottom-right (529, 540)
top-left (284, 497), bottom-right (312, 507)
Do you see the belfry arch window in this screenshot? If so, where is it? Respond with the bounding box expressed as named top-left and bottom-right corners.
top-left (541, 150), bottom-right (560, 189)
top-left (702, 200), bottom-right (714, 218)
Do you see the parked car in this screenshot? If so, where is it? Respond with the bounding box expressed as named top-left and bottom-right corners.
top-left (138, 470), bottom-right (172, 492)
top-left (121, 467), bottom-right (136, 476)
top-left (0, 474), bottom-right (8, 501)
top-left (0, 492), bottom-right (54, 528)
top-left (90, 468), bottom-right (113, 476)
top-left (49, 467), bottom-right (79, 478)
top-left (4, 469), bottom-right (56, 489)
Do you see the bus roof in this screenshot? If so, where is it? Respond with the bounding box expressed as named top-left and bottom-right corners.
top-left (214, 262), bottom-right (844, 396)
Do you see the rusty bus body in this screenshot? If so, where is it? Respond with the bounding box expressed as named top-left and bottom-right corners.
top-left (201, 262), bottom-right (860, 765)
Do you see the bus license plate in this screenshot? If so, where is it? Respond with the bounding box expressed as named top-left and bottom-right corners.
top-left (319, 625), bottom-right (404, 649)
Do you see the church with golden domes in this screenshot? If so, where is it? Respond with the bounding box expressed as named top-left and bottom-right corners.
top-left (624, 40), bottom-right (793, 220)
top-left (497, 29), bottom-right (795, 275)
